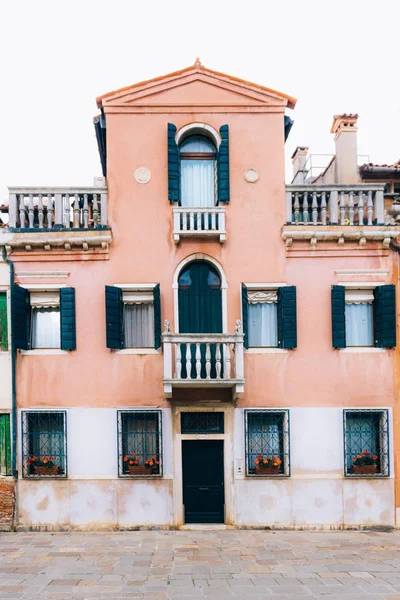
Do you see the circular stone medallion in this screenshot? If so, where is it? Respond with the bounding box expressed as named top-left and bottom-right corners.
top-left (134, 167), bottom-right (151, 184)
top-left (244, 168), bottom-right (260, 183)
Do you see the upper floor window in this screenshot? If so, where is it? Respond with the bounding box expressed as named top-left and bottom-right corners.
top-left (11, 285), bottom-right (76, 351)
top-left (331, 284), bottom-right (396, 349)
top-left (0, 292), bottom-right (8, 351)
top-left (179, 135), bottom-right (216, 208)
top-left (168, 123), bottom-right (230, 205)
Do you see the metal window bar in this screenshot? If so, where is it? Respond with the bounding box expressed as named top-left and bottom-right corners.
top-left (245, 409), bottom-right (290, 477)
top-left (343, 409), bottom-right (389, 477)
top-left (181, 412), bottom-right (224, 434)
top-left (117, 410), bottom-right (162, 478)
top-left (21, 411), bottom-right (67, 478)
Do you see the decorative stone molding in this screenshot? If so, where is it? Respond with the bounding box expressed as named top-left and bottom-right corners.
top-left (282, 225), bottom-right (400, 248)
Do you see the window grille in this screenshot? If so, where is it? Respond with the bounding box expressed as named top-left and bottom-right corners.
top-left (343, 410), bottom-right (389, 477)
top-left (245, 410), bottom-right (290, 477)
top-left (21, 411), bottom-right (67, 478)
top-left (181, 412), bottom-right (224, 434)
top-left (117, 410), bottom-right (162, 477)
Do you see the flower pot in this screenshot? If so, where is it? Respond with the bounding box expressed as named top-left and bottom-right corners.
top-left (34, 465), bottom-right (59, 476)
top-left (127, 465), bottom-right (153, 476)
top-left (352, 464), bottom-right (377, 475)
top-left (255, 465), bottom-right (280, 475)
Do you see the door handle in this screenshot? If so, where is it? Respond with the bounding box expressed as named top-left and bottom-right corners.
top-left (199, 487), bottom-right (209, 491)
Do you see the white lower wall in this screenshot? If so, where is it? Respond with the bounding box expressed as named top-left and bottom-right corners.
top-left (17, 406), bottom-right (395, 529)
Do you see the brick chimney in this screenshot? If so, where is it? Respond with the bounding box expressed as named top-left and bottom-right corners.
top-left (330, 114), bottom-right (361, 184)
top-left (291, 146), bottom-right (309, 183)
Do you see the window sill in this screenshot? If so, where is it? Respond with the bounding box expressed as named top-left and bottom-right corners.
top-left (339, 347), bottom-right (388, 353)
top-left (345, 474), bottom-right (389, 478)
top-left (115, 348), bottom-right (161, 355)
top-left (246, 347), bottom-right (289, 354)
top-left (20, 349), bottom-right (68, 356)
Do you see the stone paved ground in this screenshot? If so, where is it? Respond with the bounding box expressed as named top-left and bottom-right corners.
top-left (1, 530), bottom-right (400, 600)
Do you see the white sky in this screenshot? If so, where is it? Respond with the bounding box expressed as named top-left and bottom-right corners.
top-left (0, 0), bottom-right (399, 201)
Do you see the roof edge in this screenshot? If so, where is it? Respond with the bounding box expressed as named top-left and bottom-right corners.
top-left (96, 63), bottom-right (297, 109)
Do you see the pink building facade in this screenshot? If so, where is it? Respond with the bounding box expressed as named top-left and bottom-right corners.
top-left (0, 62), bottom-right (399, 529)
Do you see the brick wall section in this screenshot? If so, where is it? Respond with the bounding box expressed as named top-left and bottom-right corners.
top-left (0, 477), bottom-right (15, 531)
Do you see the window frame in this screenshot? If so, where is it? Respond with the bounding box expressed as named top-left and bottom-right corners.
top-left (242, 283), bottom-right (289, 352)
top-left (117, 409), bottom-right (163, 478)
top-left (344, 288), bottom-right (374, 348)
top-left (179, 134), bottom-right (217, 208)
top-left (244, 409), bottom-right (290, 478)
top-left (343, 409), bottom-right (390, 478)
top-left (21, 410), bottom-right (68, 479)
top-left (113, 284), bottom-right (160, 354)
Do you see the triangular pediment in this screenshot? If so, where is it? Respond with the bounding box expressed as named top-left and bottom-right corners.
top-left (97, 63), bottom-right (296, 112)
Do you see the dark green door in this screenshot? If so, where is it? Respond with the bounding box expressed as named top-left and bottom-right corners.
top-left (182, 440), bottom-right (224, 523)
top-left (0, 414), bottom-right (11, 476)
top-left (178, 262), bottom-right (222, 378)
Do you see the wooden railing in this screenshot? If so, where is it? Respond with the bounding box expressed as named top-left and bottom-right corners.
top-left (286, 185), bottom-right (385, 226)
top-left (173, 206), bottom-right (226, 243)
top-left (7, 187), bottom-right (108, 230)
top-left (163, 321), bottom-right (244, 397)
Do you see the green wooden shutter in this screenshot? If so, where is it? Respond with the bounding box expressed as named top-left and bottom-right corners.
top-left (374, 284), bottom-right (396, 348)
top-left (153, 284), bottom-right (161, 349)
top-left (60, 287), bottom-right (76, 350)
top-left (217, 124), bottom-right (230, 203)
top-left (11, 285), bottom-right (30, 350)
top-left (241, 283), bottom-right (249, 349)
top-left (0, 414), bottom-right (11, 476)
top-left (277, 286), bottom-right (297, 349)
top-left (168, 123), bottom-right (180, 203)
top-left (331, 285), bottom-right (346, 349)
top-left (0, 293), bottom-right (8, 351)
top-left (105, 286), bottom-right (123, 349)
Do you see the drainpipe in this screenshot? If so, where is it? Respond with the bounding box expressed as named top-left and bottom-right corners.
top-left (1, 246), bottom-right (17, 477)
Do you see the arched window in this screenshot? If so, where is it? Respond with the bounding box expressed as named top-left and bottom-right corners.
top-left (179, 135), bottom-right (216, 207)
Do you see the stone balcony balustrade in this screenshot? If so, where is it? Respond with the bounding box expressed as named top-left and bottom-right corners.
top-left (283, 184), bottom-right (400, 247)
top-left (173, 206), bottom-right (226, 244)
top-left (1, 187), bottom-right (111, 253)
top-left (162, 320), bottom-right (244, 399)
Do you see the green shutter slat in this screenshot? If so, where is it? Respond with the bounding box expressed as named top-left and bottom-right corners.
top-left (60, 288), bottom-right (76, 350)
top-left (0, 293), bottom-right (8, 351)
top-left (11, 285), bottom-right (30, 350)
top-left (105, 286), bottom-right (123, 349)
top-left (0, 414), bottom-right (11, 476)
top-left (278, 286), bottom-right (297, 349)
top-left (154, 283), bottom-right (161, 350)
top-left (217, 124), bottom-right (230, 203)
top-left (331, 285), bottom-right (346, 349)
top-left (241, 283), bottom-right (249, 349)
top-left (168, 123), bottom-right (180, 203)
top-left (374, 284), bottom-right (396, 348)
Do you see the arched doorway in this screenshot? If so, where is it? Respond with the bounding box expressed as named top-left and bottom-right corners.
top-left (178, 261), bottom-right (222, 379)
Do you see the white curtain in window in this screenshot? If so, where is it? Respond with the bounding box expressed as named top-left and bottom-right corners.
top-left (248, 303), bottom-right (278, 347)
top-left (124, 303), bottom-right (154, 348)
top-left (181, 159), bottom-right (215, 207)
top-left (31, 308), bottom-right (60, 349)
top-left (345, 303), bottom-right (373, 347)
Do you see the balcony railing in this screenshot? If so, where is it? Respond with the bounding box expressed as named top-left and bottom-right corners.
top-left (173, 206), bottom-right (226, 244)
top-left (163, 321), bottom-right (244, 399)
top-left (285, 184), bottom-right (385, 226)
top-left (7, 187), bottom-right (108, 230)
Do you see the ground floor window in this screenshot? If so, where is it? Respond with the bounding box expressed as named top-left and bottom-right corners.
top-left (245, 410), bottom-right (290, 476)
top-left (21, 411), bottom-right (67, 478)
top-left (343, 410), bottom-right (389, 477)
top-left (117, 410), bottom-right (162, 477)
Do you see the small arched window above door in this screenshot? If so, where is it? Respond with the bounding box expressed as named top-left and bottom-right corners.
top-left (179, 135), bottom-right (216, 208)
